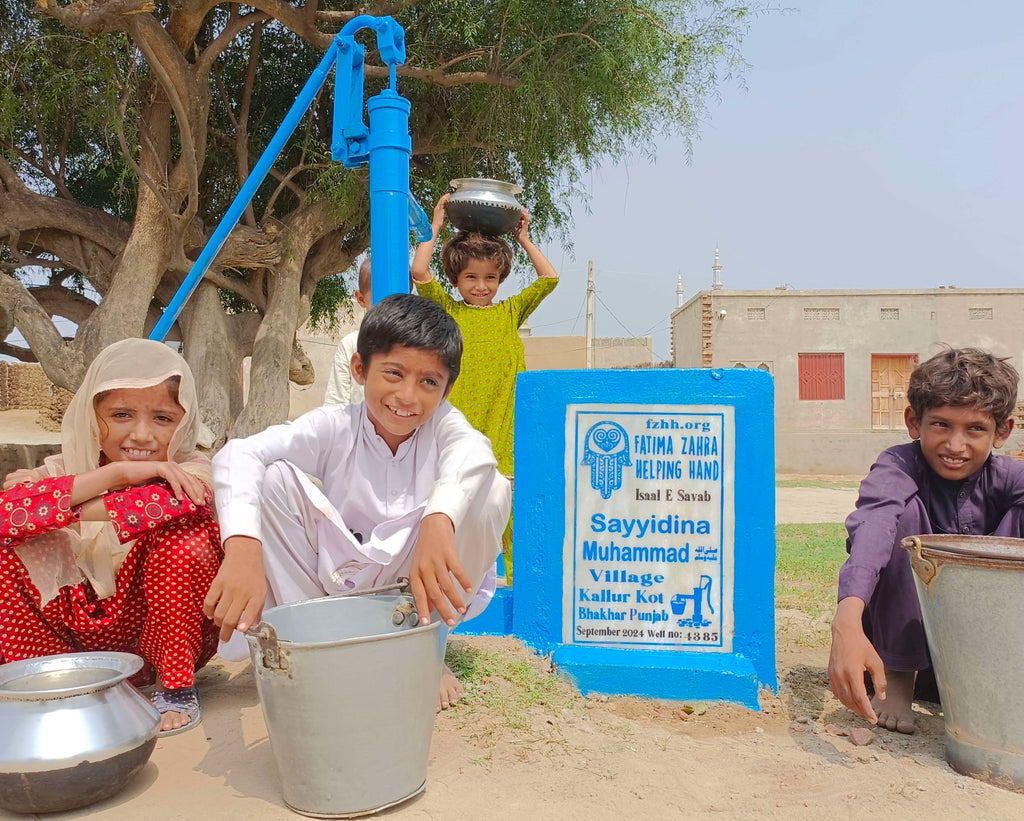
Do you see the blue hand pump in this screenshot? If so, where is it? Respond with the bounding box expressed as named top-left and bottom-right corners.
top-left (149, 15), bottom-right (428, 342)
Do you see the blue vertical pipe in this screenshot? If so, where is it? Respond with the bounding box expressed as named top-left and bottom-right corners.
top-left (366, 89), bottom-right (412, 303)
top-left (149, 39), bottom-right (343, 341)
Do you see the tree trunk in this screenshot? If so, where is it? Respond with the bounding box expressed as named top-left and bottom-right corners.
top-left (179, 282), bottom-right (251, 448)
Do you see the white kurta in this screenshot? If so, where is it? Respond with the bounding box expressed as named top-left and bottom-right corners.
top-left (213, 402), bottom-right (508, 617)
top-left (323, 330), bottom-right (363, 405)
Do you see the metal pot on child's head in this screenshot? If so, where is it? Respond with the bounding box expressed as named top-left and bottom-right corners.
top-left (445, 178), bottom-right (523, 236)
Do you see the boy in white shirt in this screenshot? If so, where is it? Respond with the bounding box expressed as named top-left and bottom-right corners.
top-left (206, 294), bottom-right (510, 708)
top-left (323, 257), bottom-right (372, 406)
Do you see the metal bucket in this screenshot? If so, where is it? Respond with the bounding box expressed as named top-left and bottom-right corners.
top-left (902, 534), bottom-right (1024, 792)
top-left (246, 594), bottom-right (444, 818)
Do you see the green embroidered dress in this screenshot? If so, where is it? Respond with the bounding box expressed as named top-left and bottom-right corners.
top-left (415, 277), bottom-right (557, 477)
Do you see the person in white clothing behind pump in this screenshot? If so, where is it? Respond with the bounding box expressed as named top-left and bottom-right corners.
top-left (323, 256), bottom-right (372, 406)
top-left (206, 294), bottom-right (510, 709)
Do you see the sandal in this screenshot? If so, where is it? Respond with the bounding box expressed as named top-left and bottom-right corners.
top-left (152, 686), bottom-right (202, 737)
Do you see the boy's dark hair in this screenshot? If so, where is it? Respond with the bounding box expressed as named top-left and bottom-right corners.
top-left (908, 347), bottom-right (1019, 428)
top-left (357, 293), bottom-right (462, 386)
top-left (440, 232), bottom-right (513, 286)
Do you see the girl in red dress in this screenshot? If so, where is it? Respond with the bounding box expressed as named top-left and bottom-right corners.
top-left (0, 339), bottom-right (221, 735)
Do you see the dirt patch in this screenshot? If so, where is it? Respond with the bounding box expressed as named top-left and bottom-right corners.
top-left (426, 624), bottom-right (1020, 819)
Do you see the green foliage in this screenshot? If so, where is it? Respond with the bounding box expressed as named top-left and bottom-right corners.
top-left (2, 0), bottom-right (760, 333)
top-left (396, 1), bottom-right (756, 235)
top-left (0, 9), bottom-right (138, 217)
top-left (308, 272), bottom-right (352, 333)
top-left (775, 523), bottom-right (847, 617)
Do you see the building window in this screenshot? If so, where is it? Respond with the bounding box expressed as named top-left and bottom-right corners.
top-left (798, 353), bottom-right (845, 400)
top-left (757, 361), bottom-right (773, 373)
top-left (881, 308), bottom-right (899, 320)
top-left (732, 362), bottom-right (746, 368)
top-left (969, 307), bottom-right (993, 320)
top-left (746, 307), bottom-right (766, 321)
top-left (804, 307), bottom-right (840, 321)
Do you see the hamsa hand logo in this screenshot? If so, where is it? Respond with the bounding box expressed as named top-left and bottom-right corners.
top-left (581, 421), bottom-right (631, 499)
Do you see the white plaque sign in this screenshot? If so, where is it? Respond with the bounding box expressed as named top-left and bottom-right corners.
top-left (563, 404), bottom-right (735, 651)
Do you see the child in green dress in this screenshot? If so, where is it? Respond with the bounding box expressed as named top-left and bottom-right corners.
top-left (411, 194), bottom-right (558, 582)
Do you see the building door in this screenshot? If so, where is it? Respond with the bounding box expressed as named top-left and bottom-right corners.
top-left (871, 354), bottom-right (918, 429)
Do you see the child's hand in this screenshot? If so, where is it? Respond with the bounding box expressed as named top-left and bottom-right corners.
top-left (827, 597), bottom-right (886, 723)
top-left (409, 512), bottom-right (471, 627)
top-left (117, 461), bottom-right (208, 506)
top-left (431, 193), bottom-right (451, 237)
top-left (2, 467), bottom-right (46, 491)
top-left (204, 535), bottom-right (267, 642)
top-left (514, 209), bottom-right (531, 246)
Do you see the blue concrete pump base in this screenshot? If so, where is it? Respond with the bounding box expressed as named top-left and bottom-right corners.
top-left (552, 645), bottom-right (762, 708)
top-left (454, 587), bottom-right (514, 637)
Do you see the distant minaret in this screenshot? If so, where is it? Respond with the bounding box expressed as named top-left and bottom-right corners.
top-left (711, 248), bottom-right (723, 291)
top-left (675, 275), bottom-right (684, 308)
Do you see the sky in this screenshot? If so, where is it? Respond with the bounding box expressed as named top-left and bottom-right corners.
top-left (528, 1), bottom-right (1024, 362)
top-left (6, 2), bottom-right (1024, 365)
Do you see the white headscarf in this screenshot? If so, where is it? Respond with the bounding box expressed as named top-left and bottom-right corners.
top-left (15, 339), bottom-right (212, 604)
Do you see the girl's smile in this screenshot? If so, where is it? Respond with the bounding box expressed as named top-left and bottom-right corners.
top-left (94, 382), bottom-right (184, 464)
top-left (456, 258), bottom-right (502, 307)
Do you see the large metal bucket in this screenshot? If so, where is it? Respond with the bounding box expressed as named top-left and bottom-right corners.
top-left (902, 534), bottom-right (1024, 792)
top-left (246, 594), bottom-right (444, 818)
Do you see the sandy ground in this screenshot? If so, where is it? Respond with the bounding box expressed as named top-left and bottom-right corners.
top-left (0, 410), bottom-right (60, 445)
top-left (4, 479), bottom-right (1023, 819)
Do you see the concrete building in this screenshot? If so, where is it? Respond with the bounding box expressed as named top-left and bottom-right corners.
top-left (671, 286), bottom-right (1024, 474)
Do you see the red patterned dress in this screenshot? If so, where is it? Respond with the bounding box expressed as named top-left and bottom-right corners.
top-left (0, 475), bottom-right (222, 689)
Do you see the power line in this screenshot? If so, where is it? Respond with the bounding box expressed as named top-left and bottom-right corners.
top-left (594, 292), bottom-right (638, 338)
top-left (568, 292), bottom-right (588, 337)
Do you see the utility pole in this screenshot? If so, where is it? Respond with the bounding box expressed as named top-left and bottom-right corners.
top-left (586, 260), bottom-right (595, 369)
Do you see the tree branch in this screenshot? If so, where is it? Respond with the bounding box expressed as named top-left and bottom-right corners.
top-left (365, 64), bottom-right (520, 88)
top-left (0, 156), bottom-right (30, 193)
top-left (263, 163), bottom-right (329, 220)
top-left (0, 341), bottom-right (40, 363)
top-left (314, 10), bottom-right (356, 24)
top-left (36, 0), bottom-right (157, 38)
top-left (0, 274), bottom-right (83, 387)
top-left (237, 20), bottom-right (265, 227)
top-left (27, 284), bottom-right (99, 325)
top-left (0, 187), bottom-right (130, 261)
top-left (196, 9), bottom-right (269, 75)
top-left (113, 88), bottom-right (176, 217)
top-left (125, 16), bottom-right (200, 220)
top-left (503, 31), bottom-right (602, 74)
top-left (242, 0), bottom-right (332, 49)
top-left (200, 269), bottom-right (267, 312)
top-left (207, 126), bottom-right (306, 202)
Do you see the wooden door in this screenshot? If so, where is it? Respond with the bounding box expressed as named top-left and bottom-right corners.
top-left (871, 354), bottom-right (918, 429)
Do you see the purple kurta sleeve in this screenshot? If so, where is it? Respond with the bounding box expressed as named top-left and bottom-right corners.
top-left (838, 444), bottom-right (923, 604)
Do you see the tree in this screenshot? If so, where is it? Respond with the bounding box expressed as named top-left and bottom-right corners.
top-left (1, 0), bottom-right (757, 443)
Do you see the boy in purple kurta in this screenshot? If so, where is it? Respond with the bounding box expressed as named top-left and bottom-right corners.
top-left (828, 348), bottom-right (1024, 733)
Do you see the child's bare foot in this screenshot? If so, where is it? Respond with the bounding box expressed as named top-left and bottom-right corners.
top-left (872, 669), bottom-right (916, 733)
top-left (438, 664), bottom-right (463, 711)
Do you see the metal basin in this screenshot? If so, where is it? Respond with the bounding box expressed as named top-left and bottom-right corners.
top-left (445, 177), bottom-right (523, 235)
top-left (903, 534), bottom-right (1024, 792)
top-left (0, 652), bottom-right (160, 813)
